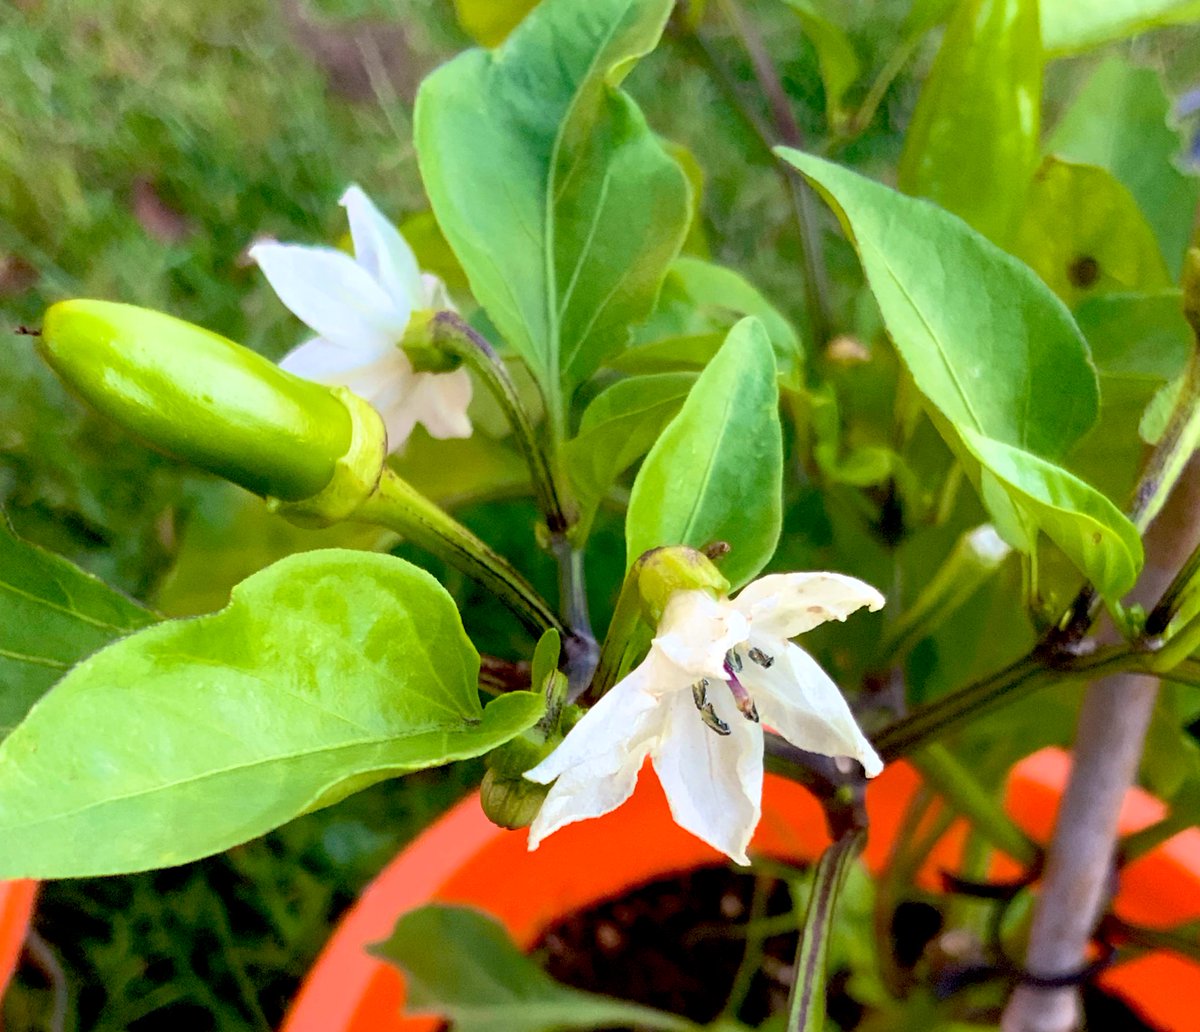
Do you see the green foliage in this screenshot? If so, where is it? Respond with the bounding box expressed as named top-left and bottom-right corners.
top-left (564, 372), bottom-right (695, 532)
top-left (1040, 0), bottom-right (1200, 54)
top-left (452, 0), bottom-right (541, 45)
top-left (0, 516), bottom-right (155, 740)
top-left (784, 1), bottom-right (862, 133)
top-left (415, 0), bottom-right (691, 425)
top-left (781, 151), bottom-right (1142, 597)
top-left (1014, 158), bottom-right (1172, 307)
top-left (374, 904), bottom-right (698, 1032)
top-left (898, 0), bottom-right (1042, 244)
top-left (1048, 57), bottom-right (1200, 277)
top-left (626, 318), bottom-right (783, 588)
top-left (0, 550), bottom-right (542, 877)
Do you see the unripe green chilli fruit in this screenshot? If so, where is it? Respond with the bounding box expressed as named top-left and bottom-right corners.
top-left (39, 301), bottom-right (385, 518)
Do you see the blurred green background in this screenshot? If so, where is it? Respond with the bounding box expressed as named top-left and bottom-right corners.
top-left (2, 0), bottom-right (1200, 1028)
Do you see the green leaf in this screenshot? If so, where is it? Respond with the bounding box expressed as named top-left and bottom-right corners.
top-left (780, 151), bottom-right (1098, 458)
top-left (608, 333), bottom-right (727, 375)
top-left (1013, 158), bottom-right (1173, 307)
top-left (627, 256), bottom-right (803, 383)
top-left (626, 318), bottom-right (783, 588)
top-left (784, 1), bottom-right (862, 131)
top-left (0, 550), bottom-right (543, 877)
top-left (452, 0), bottom-right (541, 46)
top-left (563, 372), bottom-right (695, 529)
top-left (1048, 58), bottom-right (1200, 277)
top-left (1041, 0), bottom-right (1200, 55)
top-left (372, 904), bottom-right (697, 1032)
top-left (155, 482), bottom-right (397, 618)
top-left (416, 0), bottom-right (691, 424)
top-left (1069, 292), bottom-right (1191, 500)
top-left (961, 429), bottom-right (1143, 599)
top-left (0, 516), bottom-right (155, 741)
top-left (780, 152), bottom-right (1143, 596)
top-left (897, 0), bottom-right (1042, 244)
top-left (808, 383), bottom-right (898, 488)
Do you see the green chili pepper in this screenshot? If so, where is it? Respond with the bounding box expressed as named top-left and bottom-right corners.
top-left (39, 300), bottom-right (385, 518)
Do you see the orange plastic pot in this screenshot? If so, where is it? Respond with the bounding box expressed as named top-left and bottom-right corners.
top-left (282, 749), bottom-right (1200, 1032)
top-left (0, 880), bottom-right (36, 1000)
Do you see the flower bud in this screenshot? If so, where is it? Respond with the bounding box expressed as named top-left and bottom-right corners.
top-left (480, 767), bottom-right (550, 831)
top-left (39, 300), bottom-right (385, 521)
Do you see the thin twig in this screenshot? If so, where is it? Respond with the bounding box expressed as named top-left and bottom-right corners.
top-left (673, 8), bottom-right (833, 345)
top-left (717, 0), bottom-right (833, 346)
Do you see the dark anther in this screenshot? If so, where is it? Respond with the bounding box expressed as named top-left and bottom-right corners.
top-left (748, 646), bottom-right (774, 668)
top-left (702, 540), bottom-right (731, 559)
top-left (692, 679), bottom-right (731, 736)
top-left (14, 325), bottom-right (41, 336)
top-left (1068, 255), bottom-right (1101, 289)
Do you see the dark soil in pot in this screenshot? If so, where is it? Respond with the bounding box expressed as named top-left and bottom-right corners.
top-left (527, 865), bottom-right (1155, 1031)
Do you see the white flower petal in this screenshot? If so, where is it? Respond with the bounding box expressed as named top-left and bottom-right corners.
top-left (525, 663), bottom-right (670, 850)
top-left (407, 367), bottom-right (473, 440)
top-left (526, 655), bottom-right (673, 786)
top-left (340, 185), bottom-right (423, 314)
top-left (740, 639), bottom-right (882, 777)
top-left (368, 366), bottom-right (423, 454)
top-left (251, 241), bottom-right (406, 353)
top-left (418, 272), bottom-right (454, 312)
top-left (652, 685), bottom-right (763, 865)
top-left (527, 762), bottom-right (644, 851)
top-left (732, 572), bottom-right (884, 639)
top-left (278, 336), bottom-right (375, 381)
top-left (653, 591), bottom-right (748, 680)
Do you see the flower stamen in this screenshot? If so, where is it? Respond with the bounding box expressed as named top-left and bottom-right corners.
top-left (723, 652), bottom-right (760, 723)
top-left (748, 646), bottom-right (774, 668)
top-left (692, 678), bottom-right (732, 736)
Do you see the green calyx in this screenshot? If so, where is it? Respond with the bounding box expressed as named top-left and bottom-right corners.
top-left (38, 300), bottom-right (385, 519)
top-left (400, 309), bottom-right (463, 374)
top-left (635, 545), bottom-right (730, 622)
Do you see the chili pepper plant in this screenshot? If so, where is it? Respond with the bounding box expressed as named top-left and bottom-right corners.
top-left (4, 0), bottom-right (1200, 1029)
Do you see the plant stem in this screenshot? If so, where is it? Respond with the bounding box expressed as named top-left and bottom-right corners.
top-left (1001, 456), bottom-right (1200, 1032)
top-left (871, 648), bottom-right (1134, 762)
top-left (1108, 916), bottom-right (1200, 965)
top-left (831, 34), bottom-right (921, 147)
top-left (423, 312), bottom-right (598, 680)
top-left (356, 469), bottom-right (562, 638)
top-left (676, 8), bottom-right (833, 345)
top-left (721, 875), bottom-right (774, 1020)
top-left (548, 532), bottom-right (598, 690)
top-left (718, 0), bottom-right (833, 346)
top-left (428, 311), bottom-right (572, 534)
top-left (912, 744), bottom-right (1039, 867)
top-left (785, 830), bottom-right (865, 1032)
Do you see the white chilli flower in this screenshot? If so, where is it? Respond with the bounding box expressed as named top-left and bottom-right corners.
top-left (249, 185), bottom-right (472, 453)
top-left (526, 573), bottom-right (885, 865)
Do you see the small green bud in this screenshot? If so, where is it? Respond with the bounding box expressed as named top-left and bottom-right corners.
top-left (38, 300), bottom-right (385, 520)
top-left (480, 767), bottom-right (550, 830)
top-left (635, 545), bottom-right (731, 622)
